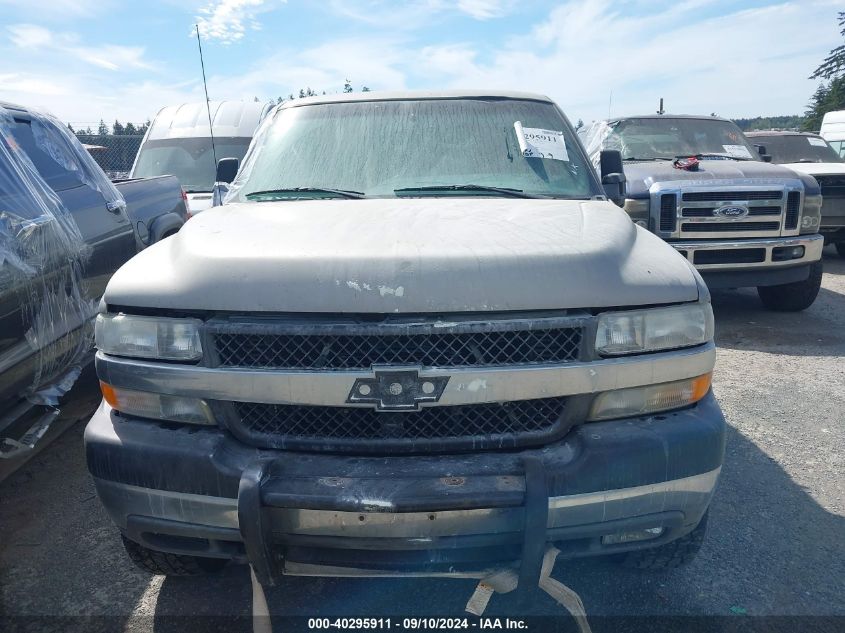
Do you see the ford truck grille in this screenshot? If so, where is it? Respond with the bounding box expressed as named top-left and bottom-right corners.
top-left (657, 187), bottom-right (799, 239)
top-left (229, 397), bottom-right (569, 453)
top-left (211, 322), bottom-right (583, 369)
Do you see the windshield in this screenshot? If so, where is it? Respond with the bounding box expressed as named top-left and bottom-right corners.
top-left (132, 137), bottom-right (252, 192)
top-left (752, 135), bottom-right (844, 164)
top-left (227, 98), bottom-right (596, 201)
top-left (606, 118), bottom-right (760, 161)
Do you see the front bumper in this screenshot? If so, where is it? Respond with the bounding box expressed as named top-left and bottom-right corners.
top-left (86, 393), bottom-right (725, 582)
top-left (669, 235), bottom-right (823, 288)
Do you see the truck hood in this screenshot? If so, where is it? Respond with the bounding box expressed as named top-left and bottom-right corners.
top-left (779, 162), bottom-right (845, 176)
top-left (623, 160), bottom-right (821, 198)
top-left (105, 198), bottom-right (700, 313)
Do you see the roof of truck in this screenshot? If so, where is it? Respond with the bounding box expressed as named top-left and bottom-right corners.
top-left (145, 100), bottom-right (274, 140)
top-left (606, 114), bottom-right (732, 123)
top-left (279, 89), bottom-right (555, 109)
top-left (745, 130), bottom-right (819, 137)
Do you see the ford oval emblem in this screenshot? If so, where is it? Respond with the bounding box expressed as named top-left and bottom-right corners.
top-left (713, 205), bottom-right (749, 218)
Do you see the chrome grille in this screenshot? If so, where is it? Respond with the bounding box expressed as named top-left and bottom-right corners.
top-left (210, 319), bottom-right (583, 369)
top-left (662, 186), bottom-right (793, 239)
top-left (231, 397), bottom-right (569, 452)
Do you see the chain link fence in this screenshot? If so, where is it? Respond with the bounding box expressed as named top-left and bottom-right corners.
top-left (68, 123), bottom-right (146, 180)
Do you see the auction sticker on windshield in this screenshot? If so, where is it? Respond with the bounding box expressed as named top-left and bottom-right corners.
top-left (514, 121), bottom-right (569, 161)
top-left (722, 144), bottom-right (753, 158)
top-left (808, 137), bottom-right (828, 147)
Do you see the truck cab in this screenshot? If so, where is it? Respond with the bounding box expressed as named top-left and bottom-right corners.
top-left (747, 130), bottom-right (845, 258)
top-left (581, 115), bottom-right (824, 311)
top-left (86, 91), bottom-right (725, 587)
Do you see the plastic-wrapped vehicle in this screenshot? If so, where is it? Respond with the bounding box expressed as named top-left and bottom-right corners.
top-left (747, 131), bottom-right (845, 258)
top-left (581, 115), bottom-right (824, 311)
top-left (0, 101), bottom-right (186, 471)
top-left (87, 90), bottom-right (725, 588)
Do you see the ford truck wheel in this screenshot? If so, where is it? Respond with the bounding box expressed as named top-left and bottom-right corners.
top-left (757, 261), bottom-right (823, 312)
top-left (617, 512), bottom-right (708, 570)
top-left (121, 535), bottom-right (228, 576)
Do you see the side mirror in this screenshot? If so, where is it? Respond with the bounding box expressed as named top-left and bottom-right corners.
top-left (216, 157), bottom-right (239, 184)
top-left (754, 144), bottom-right (772, 163)
top-left (599, 149), bottom-right (626, 207)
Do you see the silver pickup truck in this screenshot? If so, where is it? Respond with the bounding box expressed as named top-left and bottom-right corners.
top-left (86, 91), bottom-right (725, 587)
top-left (582, 115), bottom-right (824, 311)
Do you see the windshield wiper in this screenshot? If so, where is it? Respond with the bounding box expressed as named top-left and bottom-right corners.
top-left (394, 184), bottom-right (547, 198)
top-left (623, 156), bottom-right (674, 162)
top-left (245, 187), bottom-right (366, 200)
top-left (680, 153), bottom-right (752, 162)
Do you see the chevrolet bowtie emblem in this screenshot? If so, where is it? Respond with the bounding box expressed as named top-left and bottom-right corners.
top-left (347, 368), bottom-right (450, 411)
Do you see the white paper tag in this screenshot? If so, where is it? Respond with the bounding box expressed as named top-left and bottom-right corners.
top-left (722, 144), bottom-right (753, 158)
top-left (514, 121), bottom-right (569, 161)
top-left (808, 137), bottom-right (828, 147)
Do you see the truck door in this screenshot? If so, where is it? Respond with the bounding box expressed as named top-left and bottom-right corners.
top-left (8, 115), bottom-right (136, 300)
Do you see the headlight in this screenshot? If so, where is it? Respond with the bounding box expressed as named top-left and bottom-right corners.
top-left (588, 373), bottom-right (712, 421)
top-left (623, 198), bottom-right (650, 228)
top-left (95, 313), bottom-right (202, 361)
top-left (595, 302), bottom-right (713, 356)
top-left (100, 382), bottom-right (215, 425)
top-left (800, 193), bottom-right (821, 234)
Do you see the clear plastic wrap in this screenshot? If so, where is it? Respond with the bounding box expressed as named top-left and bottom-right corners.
top-left (223, 105), bottom-right (278, 204)
top-left (578, 120), bottom-right (621, 169)
top-left (0, 105), bottom-right (98, 408)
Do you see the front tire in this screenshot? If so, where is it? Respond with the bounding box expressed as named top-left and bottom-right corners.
top-left (616, 512), bottom-right (708, 570)
top-left (757, 260), bottom-right (823, 312)
top-left (121, 535), bottom-right (228, 576)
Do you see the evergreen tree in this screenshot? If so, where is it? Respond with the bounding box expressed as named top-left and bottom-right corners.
top-left (97, 119), bottom-right (109, 135)
top-left (112, 120), bottom-right (124, 135)
top-left (811, 12), bottom-right (845, 79)
top-left (343, 79), bottom-right (353, 93)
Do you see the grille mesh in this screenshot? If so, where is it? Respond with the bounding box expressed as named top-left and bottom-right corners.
top-left (233, 397), bottom-right (568, 447)
top-left (785, 191), bottom-right (800, 230)
top-left (681, 206), bottom-right (781, 218)
top-left (213, 327), bottom-right (582, 369)
top-left (681, 221), bottom-right (780, 233)
top-left (682, 190), bottom-right (782, 202)
top-left (659, 194), bottom-right (677, 232)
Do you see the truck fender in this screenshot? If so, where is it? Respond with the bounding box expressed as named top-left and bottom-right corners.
top-left (149, 213), bottom-right (185, 244)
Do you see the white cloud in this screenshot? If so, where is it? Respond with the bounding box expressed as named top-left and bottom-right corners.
top-left (455, 0), bottom-right (512, 20)
top-left (0, 0), bottom-right (112, 18)
top-left (417, 0), bottom-right (843, 121)
top-left (195, 0), bottom-right (283, 43)
top-left (7, 24), bottom-right (154, 72)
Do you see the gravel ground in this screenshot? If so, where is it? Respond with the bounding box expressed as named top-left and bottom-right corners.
top-left (1, 250), bottom-right (843, 632)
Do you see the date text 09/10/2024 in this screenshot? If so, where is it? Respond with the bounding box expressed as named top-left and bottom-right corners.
top-left (307, 618), bottom-right (529, 629)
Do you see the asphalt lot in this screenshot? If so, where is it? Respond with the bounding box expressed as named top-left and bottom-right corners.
top-left (1, 249), bottom-right (843, 632)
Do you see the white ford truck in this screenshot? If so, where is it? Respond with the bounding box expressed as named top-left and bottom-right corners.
top-left (86, 91), bottom-right (725, 588)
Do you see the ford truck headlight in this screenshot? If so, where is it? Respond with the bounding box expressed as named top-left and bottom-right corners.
top-left (588, 373), bottom-right (712, 421)
top-left (800, 193), bottom-right (822, 233)
top-left (623, 198), bottom-right (650, 229)
top-left (95, 313), bottom-right (203, 361)
top-left (595, 302), bottom-right (713, 356)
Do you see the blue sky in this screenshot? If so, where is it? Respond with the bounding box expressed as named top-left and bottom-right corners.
top-left (0, 0), bottom-right (842, 126)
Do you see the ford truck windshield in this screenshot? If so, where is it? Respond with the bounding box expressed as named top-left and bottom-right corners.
top-left (609, 118), bottom-right (759, 162)
top-left (230, 98), bottom-right (596, 201)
